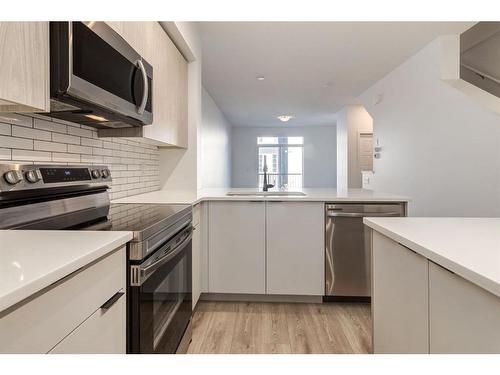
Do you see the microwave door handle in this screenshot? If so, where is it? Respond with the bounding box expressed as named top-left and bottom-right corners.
top-left (137, 59), bottom-right (148, 114)
top-left (137, 230), bottom-right (193, 285)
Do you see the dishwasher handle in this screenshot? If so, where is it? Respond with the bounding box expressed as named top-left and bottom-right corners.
top-left (326, 211), bottom-right (402, 218)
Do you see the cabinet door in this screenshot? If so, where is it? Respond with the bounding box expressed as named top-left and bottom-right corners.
top-left (50, 290), bottom-right (126, 354)
top-left (429, 262), bottom-right (500, 353)
top-left (372, 232), bottom-right (429, 353)
top-left (208, 201), bottom-right (266, 294)
top-left (266, 202), bottom-right (324, 295)
top-left (0, 22), bottom-right (49, 112)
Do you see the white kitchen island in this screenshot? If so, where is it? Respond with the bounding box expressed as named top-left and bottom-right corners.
top-left (364, 217), bottom-right (500, 354)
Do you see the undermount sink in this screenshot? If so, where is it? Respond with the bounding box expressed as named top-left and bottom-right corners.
top-left (226, 191), bottom-right (307, 197)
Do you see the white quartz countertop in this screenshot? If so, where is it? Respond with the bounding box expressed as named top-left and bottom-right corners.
top-left (364, 217), bottom-right (500, 297)
top-left (113, 188), bottom-right (410, 205)
top-left (0, 230), bottom-right (132, 313)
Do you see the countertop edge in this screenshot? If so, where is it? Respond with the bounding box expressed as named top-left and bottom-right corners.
top-left (0, 231), bottom-right (133, 314)
top-left (113, 193), bottom-right (411, 206)
top-left (363, 219), bottom-right (500, 298)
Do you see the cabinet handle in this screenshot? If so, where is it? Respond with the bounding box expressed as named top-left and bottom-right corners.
top-left (101, 291), bottom-right (124, 310)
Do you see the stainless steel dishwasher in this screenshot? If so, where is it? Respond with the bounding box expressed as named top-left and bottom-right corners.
top-left (325, 202), bottom-right (406, 301)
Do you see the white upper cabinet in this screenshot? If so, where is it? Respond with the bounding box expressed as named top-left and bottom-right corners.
top-left (266, 202), bottom-right (324, 295)
top-left (103, 22), bottom-right (188, 148)
top-left (0, 22), bottom-right (49, 112)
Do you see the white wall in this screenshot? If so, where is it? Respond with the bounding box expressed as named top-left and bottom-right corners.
top-left (200, 87), bottom-right (232, 188)
top-left (358, 37), bottom-right (500, 217)
top-left (231, 125), bottom-right (337, 188)
top-left (159, 22), bottom-right (201, 191)
top-left (336, 108), bottom-right (348, 191)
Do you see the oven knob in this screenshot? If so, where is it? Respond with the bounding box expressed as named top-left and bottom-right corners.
top-left (101, 168), bottom-right (110, 178)
top-left (25, 170), bottom-right (41, 183)
top-left (3, 170), bottom-right (23, 185)
top-left (91, 169), bottom-right (101, 179)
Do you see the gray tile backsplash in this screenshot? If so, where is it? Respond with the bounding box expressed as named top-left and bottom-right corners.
top-left (0, 113), bottom-right (160, 200)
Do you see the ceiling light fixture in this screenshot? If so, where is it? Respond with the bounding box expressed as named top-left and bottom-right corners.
top-left (277, 115), bottom-right (294, 122)
top-left (256, 76), bottom-right (265, 81)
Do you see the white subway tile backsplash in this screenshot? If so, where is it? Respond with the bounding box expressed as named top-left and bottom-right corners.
top-left (52, 152), bottom-right (81, 163)
top-left (92, 147), bottom-right (112, 156)
top-left (0, 115), bottom-right (160, 200)
top-left (68, 126), bottom-right (93, 138)
top-left (0, 123), bottom-right (11, 136)
top-left (0, 114), bottom-right (33, 127)
top-left (0, 135), bottom-right (33, 150)
top-left (67, 144), bottom-right (92, 154)
top-left (12, 149), bottom-right (51, 162)
top-left (0, 148), bottom-right (11, 160)
top-left (80, 155), bottom-right (104, 163)
top-left (34, 118), bottom-right (67, 134)
top-left (81, 137), bottom-right (103, 148)
top-left (52, 132), bottom-right (80, 145)
top-left (34, 140), bottom-right (68, 152)
top-left (12, 125), bottom-right (51, 141)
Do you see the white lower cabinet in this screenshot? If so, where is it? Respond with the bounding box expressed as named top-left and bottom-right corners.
top-left (372, 232), bottom-right (429, 354)
top-left (266, 202), bottom-right (324, 295)
top-left (208, 201), bottom-right (266, 294)
top-left (372, 230), bottom-right (500, 354)
top-left (429, 262), bottom-right (500, 354)
top-left (50, 290), bottom-right (126, 354)
top-left (0, 247), bottom-right (126, 354)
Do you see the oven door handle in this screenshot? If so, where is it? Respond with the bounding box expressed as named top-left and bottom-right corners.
top-left (132, 228), bottom-right (192, 286)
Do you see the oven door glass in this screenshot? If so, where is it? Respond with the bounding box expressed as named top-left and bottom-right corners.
top-left (129, 234), bottom-right (192, 354)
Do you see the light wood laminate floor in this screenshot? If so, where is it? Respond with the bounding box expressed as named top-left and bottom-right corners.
top-left (187, 301), bottom-right (371, 354)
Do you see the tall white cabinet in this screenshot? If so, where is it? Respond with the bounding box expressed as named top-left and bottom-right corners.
top-left (266, 202), bottom-right (324, 295)
top-left (208, 201), bottom-right (266, 294)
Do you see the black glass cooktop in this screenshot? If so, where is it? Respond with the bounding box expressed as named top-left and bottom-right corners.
top-left (84, 203), bottom-right (192, 241)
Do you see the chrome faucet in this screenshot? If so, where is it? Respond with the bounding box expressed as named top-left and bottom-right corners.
top-left (262, 155), bottom-right (274, 192)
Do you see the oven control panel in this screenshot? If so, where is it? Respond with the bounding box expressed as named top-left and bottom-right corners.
top-left (0, 164), bottom-right (112, 192)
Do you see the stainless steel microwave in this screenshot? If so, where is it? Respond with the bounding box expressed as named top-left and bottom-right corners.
top-left (48, 22), bottom-right (153, 129)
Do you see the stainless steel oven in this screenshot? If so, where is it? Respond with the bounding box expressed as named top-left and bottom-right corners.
top-left (128, 224), bottom-right (193, 354)
top-left (49, 21), bottom-right (153, 129)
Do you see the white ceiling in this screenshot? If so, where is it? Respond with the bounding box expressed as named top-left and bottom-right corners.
top-left (199, 22), bottom-right (474, 127)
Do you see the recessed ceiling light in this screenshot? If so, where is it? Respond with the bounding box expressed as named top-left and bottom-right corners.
top-left (256, 76), bottom-right (265, 81)
top-left (277, 115), bottom-right (294, 122)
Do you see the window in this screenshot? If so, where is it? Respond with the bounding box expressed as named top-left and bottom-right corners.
top-left (257, 136), bottom-right (303, 190)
